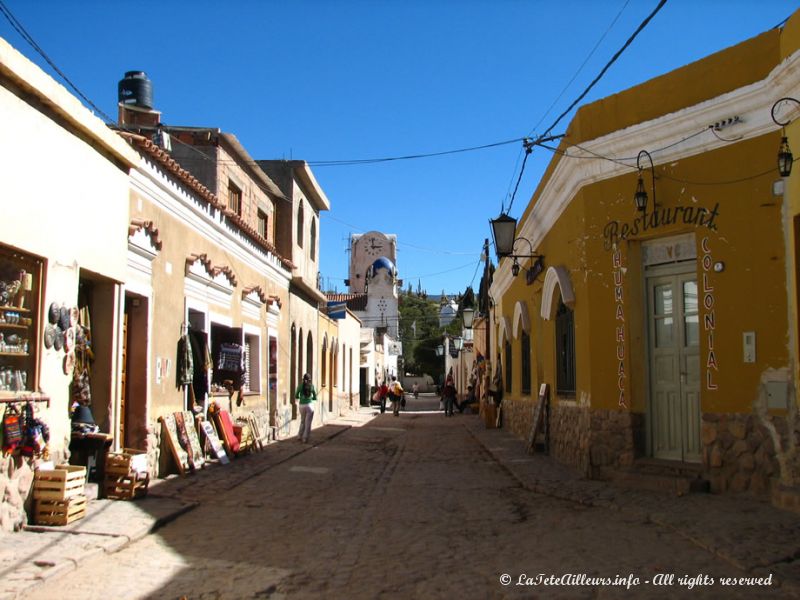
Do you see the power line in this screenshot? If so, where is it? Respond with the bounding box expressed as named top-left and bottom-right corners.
top-left (0, 0), bottom-right (116, 125)
top-left (542, 0), bottom-right (669, 139)
top-left (538, 124), bottom-right (779, 186)
top-left (528, 0), bottom-right (631, 137)
top-left (503, 0), bottom-right (666, 215)
top-left (306, 137), bottom-right (525, 167)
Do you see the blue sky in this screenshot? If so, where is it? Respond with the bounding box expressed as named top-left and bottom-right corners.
top-left (1, 0), bottom-right (797, 295)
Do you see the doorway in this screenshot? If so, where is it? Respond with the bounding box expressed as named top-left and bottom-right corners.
top-left (646, 266), bottom-right (701, 462)
top-left (123, 293), bottom-right (149, 448)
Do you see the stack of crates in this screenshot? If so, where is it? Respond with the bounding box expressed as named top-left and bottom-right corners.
top-left (33, 465), bottom-right (87, 525)
top-left (104, 448), bottom-right (149, 500)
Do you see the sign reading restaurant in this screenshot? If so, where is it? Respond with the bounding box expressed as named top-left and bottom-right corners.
top-left (602, 203), bottom-right (720, 251)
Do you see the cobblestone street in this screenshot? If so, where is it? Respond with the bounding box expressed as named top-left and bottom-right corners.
top-left (18, 398), bottom-right (794, 599)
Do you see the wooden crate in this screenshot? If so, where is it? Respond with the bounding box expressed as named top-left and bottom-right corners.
top-left (34, 494), bottom-right (87, 526)
top-left (105, 448), bottom-right (147, 478)
top-left (104, 472), bottom-right (149, 500)
top-left (33, 465), bottom-right (86, 501)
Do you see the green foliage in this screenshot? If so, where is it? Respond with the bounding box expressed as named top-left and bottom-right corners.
top-left (398, 290), bottom-right (443, 377)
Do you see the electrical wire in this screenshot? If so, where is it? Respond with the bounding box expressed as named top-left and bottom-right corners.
top-left (538, 124), bottom-right (779, 187)
top-left (527, 0), bottom-right (631, 137)
top-left (306, 137), bottom-right (525, 166)
top-left (541, 0), bottom-right (669, 139)
top-left (504, 139), bottom-right (533, 214)
top-left (502, 0), bottom-right (665, 215)
top-left (0, 0), bottom-right (116, 124)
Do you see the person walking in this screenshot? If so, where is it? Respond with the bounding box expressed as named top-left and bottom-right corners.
top-left (378, 380), bottom-right (389, 414)
top-left (295, 373), bottom-right (316, 443)
top-left (389, 376), bottom-right (404, 416)
top-left (441, 376), bottom-right (457, 416)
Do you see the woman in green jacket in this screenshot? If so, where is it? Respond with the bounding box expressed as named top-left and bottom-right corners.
top-left (295, 373), bottom-right (317, 443)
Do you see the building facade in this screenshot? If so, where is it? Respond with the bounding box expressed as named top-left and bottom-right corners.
top-left (0, 38), bottom-right (139, 530)
top-left (491, 15), bottom-right (800, 497)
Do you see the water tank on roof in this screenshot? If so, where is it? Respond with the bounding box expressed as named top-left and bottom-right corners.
top-left (118, 71), bottom-right (153, 109)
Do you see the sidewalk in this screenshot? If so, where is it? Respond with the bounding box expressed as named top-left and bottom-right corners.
top-left (463, 417), bottom-right (800, 593)
top-left (0, 406), bottom-right (379, 600)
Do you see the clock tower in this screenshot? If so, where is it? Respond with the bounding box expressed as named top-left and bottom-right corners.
top-left (348, 231), bottom-right (397, 293)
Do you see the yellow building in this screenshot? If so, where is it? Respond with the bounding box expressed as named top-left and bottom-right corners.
top-left (491, 12), bottom-right (800, 497)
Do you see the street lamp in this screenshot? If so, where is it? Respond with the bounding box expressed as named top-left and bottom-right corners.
top-left (435, 344), bottom-right (444, 357)
top-left (462, 306), bottom-right (474, 329)
top-left (634, 150), bottom-right (656, 212)
top-left (771, 97), bottom-right (800, 177)
top-left (453, 337), bottom-right (464, 351)
top-left (489, 213), bottom-right (545, 281)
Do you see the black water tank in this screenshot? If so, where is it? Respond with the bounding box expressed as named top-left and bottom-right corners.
top-left (118, 71), bottom-right (153, 109)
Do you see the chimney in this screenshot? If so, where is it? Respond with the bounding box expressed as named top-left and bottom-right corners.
top-left (117, 71), bottom-right (161, 128)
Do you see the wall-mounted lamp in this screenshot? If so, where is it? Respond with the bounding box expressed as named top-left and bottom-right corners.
top-left (462, 306), bottom-right (474, 329)
top-left (634, 150), bottom-right (656, 213)
top-left (489, 213), bottom-right (545, 279)
top-left (771, 97), bottom-right (800, 177)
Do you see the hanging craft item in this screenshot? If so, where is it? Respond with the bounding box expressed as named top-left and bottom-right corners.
top-left (43, 324), bottom-right (56, 349)
top-left (2, 404), bottom-right (23, 455)
top-left (217, 343), bottom-right (244, 373)
top-left (71, 369), bottom-right (92, 405)
top-left (64, 327), bottom-right (76, 353)
top-left (53, 332), bottom-right (63, 351)
top-left (58, 305), bottom-right (70, 331)
top-left (63, 352), bottom-right (76, 376)
top-left (48, 302), bottom-right (60, 325)
top-left (21, 402), bottom-right (49, 457)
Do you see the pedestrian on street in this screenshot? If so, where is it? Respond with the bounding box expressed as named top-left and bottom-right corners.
top-left (295, 373), bottom-right (316, 443)
top-left (412, 382), bottom-right (419, 398)
top-left (441, 376), bottom-right (457, 416)
top-left (378, 380), bottom-right (389, 414)
top-left (389, 376), bottom-right (404, 416)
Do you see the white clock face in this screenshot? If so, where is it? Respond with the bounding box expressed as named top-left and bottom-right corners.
top-left (364, 236), bottom-right (384, 256)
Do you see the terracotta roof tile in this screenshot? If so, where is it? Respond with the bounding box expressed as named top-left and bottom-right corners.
top-left (118, 131), bottom-right (294, 271)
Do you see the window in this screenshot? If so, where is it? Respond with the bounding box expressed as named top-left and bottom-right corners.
top-left (321, 337), bottom-right (327, 384)
top-left (268, 335), bottom-right (278, 406)
top-left (555, 299), bottom-right (576, 395)
top-left (227, 180), bottom-right (242, 215)
top-left (257, 209), bottom-right (268, 239)
top-left (209, 323), bottom-right (244, 392)
top-left (521, 331), bottom-right (531, 394)
top-left (310, 217), bottom-right (317, 261)
top-left (243, 332), bottom-right (260, 394)
top-left (504, 339), bottom-right (512, 394)
top-left (297, 203), bottom-right (304, 249)
top-left (0, 244), bottom-right (42, 399)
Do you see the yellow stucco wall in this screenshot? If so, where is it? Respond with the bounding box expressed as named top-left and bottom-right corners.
top-left (502, 12), bottom-right (798, 422)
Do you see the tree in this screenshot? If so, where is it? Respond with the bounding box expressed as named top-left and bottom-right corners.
top-left (398, 289), bottom-right (442, 376)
